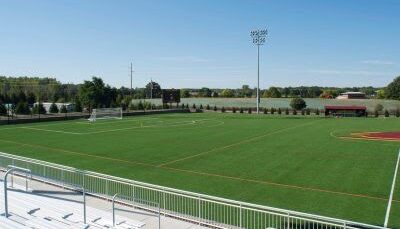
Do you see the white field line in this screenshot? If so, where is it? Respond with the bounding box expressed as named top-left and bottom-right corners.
top-left (16, 118), bottom-right (219, 135)
top-left (20, 127), bottom-right (84, 135)
top-left (384, 149), bottom-right (400, 227)
top-left (75, 117), bottom-right (160, 125)
top-left (84, 119), bottom-right (212, 134)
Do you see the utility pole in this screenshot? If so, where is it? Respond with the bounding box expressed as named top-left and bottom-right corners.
top-left (250, 28), bottom-right (268, 114)
top-left (130, 62), bottom-right (134, 98)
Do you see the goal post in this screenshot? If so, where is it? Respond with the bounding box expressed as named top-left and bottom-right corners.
top-left (88, 107), bottom-right (123, 122)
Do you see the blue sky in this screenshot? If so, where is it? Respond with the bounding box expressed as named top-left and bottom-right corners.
top-left (0, 0), bottom-right (399, 88)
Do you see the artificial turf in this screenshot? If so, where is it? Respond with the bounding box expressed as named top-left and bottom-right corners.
top-left (0, 112), bottom-right (399, 226)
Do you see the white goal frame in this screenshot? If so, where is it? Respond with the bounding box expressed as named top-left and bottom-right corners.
top-left (88, 107), bottom-right (123, 122)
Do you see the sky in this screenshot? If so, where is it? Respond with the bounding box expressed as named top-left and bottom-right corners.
top-left (0, 0), bottom-right (399, 89)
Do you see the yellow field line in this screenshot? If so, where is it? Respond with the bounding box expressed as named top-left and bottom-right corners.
top-left (0, 138), bottom-right (156, 167)
top-left (157, 120), bottom-right (321, 167)
top-left (0, 131), bottom-right (397, 203)
top-left (163, 166), bottom-right (396, 203)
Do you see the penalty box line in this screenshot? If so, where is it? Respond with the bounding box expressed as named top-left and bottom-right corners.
top-left (0, 129), bottom-right (395, 204)
top-left (157, 119), bottom-right (321, 167)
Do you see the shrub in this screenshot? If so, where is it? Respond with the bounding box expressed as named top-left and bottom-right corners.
top-left (181, 103), bottom-right (185, 109)
top-left (306, 109), bottom-right (310, 115)
top-left (206, 104), bottom-right (210, 110)
top-left (200, 104), bottom-right (203, 109)
top-left (33, 103), bottom-right (46, 114)
top-left (49, 103), bottom-right (59, 113)
top-left (384, 110), bottom-right (389, 117)
top-left (15, 102), bottom-right (30, 115)
top-left (271, 108), bottom-right (275, 115)
top-left (374, 104), bottom-right (384, 113)
top-left (278, 108), bottom-right (282, 115)
top-left (185, 104), bottom-right (189, 109)
top-left (316, 109), bottom-right (320, 116)
top-left (221, 107), bottom-right (226, 113)
top-left (138, 101), bottom-right (144, 110)
top-left (248, 108), bottom-right (252, 114)
top-left (240, 107), bottom-right (244, 113)
top-left (301, 109), bottom-right (305, 115)
top-left (213, 105), bottom-right (217, 111)
top-left (232, 107), bottom-right (237, 113)
top-left (285, 108), bottom-right (289, 115)
top-left (192, 104), bottom-right (196, 109)
top-left (0, 103), bottom-right (6, 115)
top-left (290, 98), bottom-right (307, 110)
top-left (396, 109), bottom-right (400, 117)
top-left (60, 105), bottom-right (68, 113)
top-left (263, 108), bottom-right (268, 114)
top-left (293, 109), bottom-right (297, 115)
top-left (374, 110), bottom-right (379, 117)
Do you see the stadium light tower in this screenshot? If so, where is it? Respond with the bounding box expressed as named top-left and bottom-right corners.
top-left (250, 28), bottom-right (268, 114)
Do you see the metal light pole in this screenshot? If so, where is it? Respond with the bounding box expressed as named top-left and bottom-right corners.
top-left (250, 29), bottom-right (267, 114)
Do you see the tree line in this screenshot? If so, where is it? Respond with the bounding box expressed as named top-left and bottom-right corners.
top-left (0, 75), bottom-right (399, 116)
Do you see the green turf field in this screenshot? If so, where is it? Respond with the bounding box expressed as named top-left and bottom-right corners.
top-left (0, 113), bottom-right (399, 227)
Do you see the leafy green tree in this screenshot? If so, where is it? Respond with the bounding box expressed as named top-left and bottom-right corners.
top-left (49, 103), bottom-right (59, 113)
top-left (199, 87), bottom-right (212, 97)
top-left (290, 98), bottom-right (307, 110)
top-left (180, 89), bottom-right (190, 98)
top-left (0, 103), bottom-right (7, 115)
top-left (263, 87), bottom-right (281, 98)
top-left (319, 90), bottom-right (337, 99)
top-left (240, 85), bottom-right (252, 98)
top-left (145, 81), bottom-right (162, 98)
top-left (74, 98), bottom-right (83, 112)
top-left (376, 89), bottom-right (386, 99)
top-left (220, 89), bottom-right (234, 98)
top-left (15, 102), bottom-right (30, 115)
top-left (386, 76), bottom-right (400, 100)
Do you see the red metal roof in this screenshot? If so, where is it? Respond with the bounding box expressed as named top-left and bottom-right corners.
top-left (324, 105), bottom-right (367, 110)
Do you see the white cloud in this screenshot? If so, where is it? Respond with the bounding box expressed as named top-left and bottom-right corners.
top-left (361, 60), bottom-right (395, 65)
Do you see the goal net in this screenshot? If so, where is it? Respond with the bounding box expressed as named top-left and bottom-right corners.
top-left (88, 108), bottom-right (122, 121)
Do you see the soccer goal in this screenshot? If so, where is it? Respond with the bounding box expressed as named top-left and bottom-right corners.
top-left (88, 107), bottom-right (123, 121)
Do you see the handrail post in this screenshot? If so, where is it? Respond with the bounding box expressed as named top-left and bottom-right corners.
top-left (3, 166), bottom-right (31, 218)
top-left (112, 193), bottom-right (118, 227)
top-left (82, 173), bottom-right (86, 224)
top-left (240, 204), bottom-right (242, 228)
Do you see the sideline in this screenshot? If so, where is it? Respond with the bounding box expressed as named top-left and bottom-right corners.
top-left (384, 149), bottom-right (400, 227)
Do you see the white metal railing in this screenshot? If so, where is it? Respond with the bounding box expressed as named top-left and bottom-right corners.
top-left (0, 151), bottom-right (387, 229)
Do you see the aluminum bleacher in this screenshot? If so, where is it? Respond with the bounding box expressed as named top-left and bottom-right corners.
top-left (0, 181), bottom-right (144, 229)
top-left (0, 174), bottom-right (205, 229)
